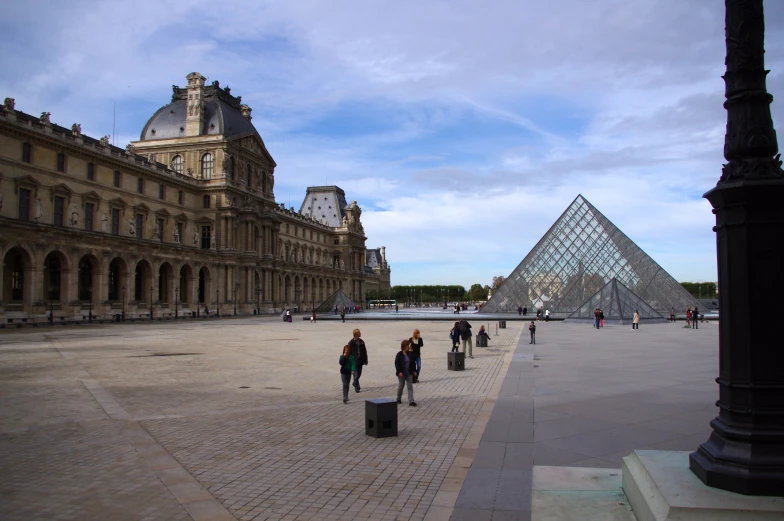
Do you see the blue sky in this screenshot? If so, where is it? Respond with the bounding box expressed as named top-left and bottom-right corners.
top-left (3, 1), bottom-right (784, 288)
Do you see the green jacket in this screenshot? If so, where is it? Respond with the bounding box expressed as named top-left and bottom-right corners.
top-left (339, 355), bottom-right (356, 375)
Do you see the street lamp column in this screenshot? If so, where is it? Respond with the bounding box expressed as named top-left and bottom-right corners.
top-left (689, 0), bottom-right (784, 496)
top-left (175, 287), bottom-right (179, 319)
top-left (234, 282), bottom-right (238, 316)
top-left (216, 288), bottom-right (220, 317)
top-left (150, 286), bottom-right (154, 321)
top-left (121, 285), bottom-right (126, 322)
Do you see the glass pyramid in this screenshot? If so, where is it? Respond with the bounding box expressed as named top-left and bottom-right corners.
top-left (316, 289), bottom-right (356, 313)
top-left (481, 195), bottom-right (703, 315)
top-left (566, 278), bottom-right (667, 324)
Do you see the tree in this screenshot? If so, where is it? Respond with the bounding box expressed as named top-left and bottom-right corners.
top-left (680, 282), bottom-right (717, 299)
top-left (491, 275), bottom-right (506, 290)
top-left (470, 283), bottom-right (488, 301)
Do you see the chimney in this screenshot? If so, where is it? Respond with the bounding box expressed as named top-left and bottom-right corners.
top-left (185, 72), bottom-right (206, 136)
top-left (381, 246), bottom-right (386, 266)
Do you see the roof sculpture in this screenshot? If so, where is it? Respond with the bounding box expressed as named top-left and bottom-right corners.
top-left (565, 278), bottom-right (667, 324)
top-left (316, 289), bottom-right (356, 313)
top-left (480, 195), bottom-right (703, 315)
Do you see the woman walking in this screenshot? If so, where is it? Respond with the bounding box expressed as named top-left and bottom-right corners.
top-left (395, 340), bottom-right (417, 406)
top-left (632, 310), bottom-right (640, 330)
top-left (449, 322), bottom-right (461, 352)
top-left (339, 345), bottom-right (355, 404)
top-left (409, 329), bottom-right (424, 383)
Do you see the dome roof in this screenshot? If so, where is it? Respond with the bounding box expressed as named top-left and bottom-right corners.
top-left (139, 81), bottom-right (257, 141)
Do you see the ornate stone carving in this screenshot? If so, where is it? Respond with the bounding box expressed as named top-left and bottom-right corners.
top-left (3, 97), bottom-right (14, 111)
top-left (125, 144), bottom-right (136, 156)
top-left (34, 197), bottom-right (43, 221)
top-left (71, 123), bottom-right (82, 136)
top-left (222, 154), bottom-right (232, 173)
top-left (101, 213), bottom-right (108, 232)
top-left (193, 230), bottom-right (199, 246)
top-left (173, 224), bottom-right (181, 244)
top-left (39, 112), bottom-right (51, 125)
top-left (128, 218), bottom-right (136, 236)
top-left (210, 232), bottom-right (216, 249)
top-left (100, 135), bottom-right (110, 147)
top-left (69, 204), bottom-right (79, 227)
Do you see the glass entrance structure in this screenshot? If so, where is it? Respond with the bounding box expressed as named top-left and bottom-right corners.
top-left (481, 195), bottom-right (703, 315)
top-left (566, 278), bottom-right (666, 325)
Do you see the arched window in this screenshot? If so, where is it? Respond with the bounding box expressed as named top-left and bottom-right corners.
top-left (201, 153), bottom-right (214, 179)
top-left (171, 155), bottom-right (183, 174)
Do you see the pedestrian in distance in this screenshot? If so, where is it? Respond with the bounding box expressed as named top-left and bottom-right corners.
top-left (395, 339), bottom-right (417, 406)
top-left (518, 306), bottom-right (523, 316)
top-left (692, 310), bottom-right (699, 329)
top-left (349, 328), bottom-right (368, 393)
top-left (545, 309), bottom-right (550, 322)
top-left (529, 321), bottom-right (536, 344)
top-left (339, 345), bottom-right (356, 403)
top-left (341, 308), bottom-right (346, 323)
top-left (599, 309), bottom-right (604, 328)
top-left (395, 304), bottom-right (399, 313)
top-left (632, 310), bottom-right (640, 330)
top-left (409, 329), bottom-right (424, 383)
top-left (594, 308), bottom-right (601, 329)
top-left (686, 307), bottom-right (692, 327)
top-left (449, 321), bottom-right (461, 353)
top-left (459, 319), bottom-right (473, 359)
top-left (477, 325), bottom-right (491, 346)
top-left (523, 306), bottom-right (527, 316)
top-left (311, 311), bottom-right (317, 323)
top-left (286, 309), bottom-right (292, 322)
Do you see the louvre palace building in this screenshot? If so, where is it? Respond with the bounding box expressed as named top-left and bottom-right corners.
top-left (0, 72), bottom-right (391, 323)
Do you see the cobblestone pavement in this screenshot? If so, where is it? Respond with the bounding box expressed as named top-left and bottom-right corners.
top-left (0, 318), bottom-right (521, 521)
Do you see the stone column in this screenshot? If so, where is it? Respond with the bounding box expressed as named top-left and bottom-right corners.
top-left (689, 0), bottom-right (784, 496)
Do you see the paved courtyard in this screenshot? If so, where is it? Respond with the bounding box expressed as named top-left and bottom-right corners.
top-left (0, 317), bottom-right (718, 521)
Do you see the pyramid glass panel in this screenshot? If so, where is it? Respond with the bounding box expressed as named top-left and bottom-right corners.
top-left (315, 289), bottom-right (356, 313)
top-left (566, 278), bottom-right (666, 325)
top-left (481, 195), bottom-right (704, 315)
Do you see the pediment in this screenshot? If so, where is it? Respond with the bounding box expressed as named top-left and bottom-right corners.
top-left (133, 202), bottom-right (151, 213)
top-left (81, 190), bottom-right (101, 201)
top-left (229, 133), bottom-right (276, 165)
top-left (196, 216), bottom-right (214, 225)
top-left (107, 197), bottom-right (129, 207)
top-left (14, 174), bottom-right (41, 193)
top-left (155, 207), bottom-right (172, 218)
top-left (174, 212), bottom-right (188, 222)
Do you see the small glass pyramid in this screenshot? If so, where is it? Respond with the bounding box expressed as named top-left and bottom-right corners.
top-left (566, 278), bottom-right (666, 324)
top-left (481, 195), bottom-right (703, 315)
top-left (316, 289), bottom-right (356, 313)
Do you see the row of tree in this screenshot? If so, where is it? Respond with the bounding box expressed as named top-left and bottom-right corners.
top-left (680, 282), bottom-right (718, 299)
top-left (366, 276), bottom-right (511, 303)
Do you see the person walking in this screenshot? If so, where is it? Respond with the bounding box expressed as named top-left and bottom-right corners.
top-left (692, 309), bottom-right (699, 329)
top-left (545, 309), bottom-right (550, 322)
top-left (523, 306), bottom-right (527, 316)
top-left (311, 311), bottom-right (317, 323)
top-left (341, 308), bottom-right (346, 323)
top-left (594, 308), bottom-right (601, 329)
top-left (395, 340), bottom-right (417, 406)
top-left (348, 328), bottom-right (368, 392)
top-left (286, 309), bottom-right (292, 322)
top-left (686, 307), bottom-right (692, 327)
top-left (459, 319), bottom-right (473, 359)
top-left (529, 321), bottom-right (536, 344)
top-left (518, 306), bottom-right (523, 316)
top-left (409, 329), bottom-right (424, 383)
top-left (599, 309), bottom-right (604, 328)
top-left (632, 310), bottom-right (640, 330)
top-left (449, 321), bottom-right (461, 353)
top-left (339, 344), bottom-right (356, 403)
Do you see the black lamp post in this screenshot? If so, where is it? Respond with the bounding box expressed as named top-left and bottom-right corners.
top-left (175, 287), bottom-right (179, 319)
top-left (88, 287), bottom-right (93, 324)
top-left (216, 288), bottom-right (220, 317)
top-left (149, 286), bottom-right (154, 320)
top-left (121, 285), bottom-right (126, 322)
top-left (689, 0), bottom-right (784, 496)
top-left (234, 282), bottom-right (238, 316)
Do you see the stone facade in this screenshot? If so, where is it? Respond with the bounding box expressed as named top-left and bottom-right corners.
top-left (0, 74), bottom-right (390, 322)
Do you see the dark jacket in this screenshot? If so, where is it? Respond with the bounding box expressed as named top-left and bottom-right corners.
top-left (458, 320), bottom-right (472, 340)
top-left (339, 355), bottom-right (356, 375)
top-left (449, 328), bottom-right (460, 344)
top-left (394, 350), bottom-right (417, 377)
top-left (349, 338), bottom-right (368, 365)
top-left (409, 337), bottom-right (424, 358)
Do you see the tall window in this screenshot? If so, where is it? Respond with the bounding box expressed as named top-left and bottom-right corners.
top-left (84, 203), bottom-right (94, 232)
top-left (10, 253), bottom-right (24, 301)
top-left (111, 208), bottom-right (120, 235)
top-left (78, 259), bottom-right (93, 301)
top-left (201, 153), bottom-right (214, 179)
top-left (246, 164), bottom-right (251, 186)
top-left (47, 257), bottom-right (61, 301)
top-left (108, 260), bottom-right (120, 301)
top-left (137, 177), bottom-right (144, 194)
top-left (136, 214), bottom-right (144, 239)
top-left (201, 226), bottom-right (211, 249)
top-left (53, 196), bottom-right (64, 226)
top-left (87, 162), bottom-right (95, 181)
top-left (203, 195), bottom-right (211, 209)
top-left (157, 218), bottom-right (164, 242)
top-left (113, 170), bottom-right (121, 187)
top-left (18, 188), bottom-right (31, 221)
top-left (159, 184), bottom-right (165, 200)
top-left (171, 155), bottom-right (183, 174)
top-left (22, 142), bottom-right (31, 163)
top-left (57, 153), bottom-right (66, 172)
top-left (178, 190), bottom-right (184, 205)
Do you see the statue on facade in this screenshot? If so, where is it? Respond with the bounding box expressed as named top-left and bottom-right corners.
top-left (186, 167), bottom-right (193, 176)
top-left (173, 225), bottom-right (181, 244)
top-left (125, 143), bottom-right (136, 156)
top-left (147, 153), bottom-right (155, 163)
top-left (71, 123), bottom-right (82, 136)
top-left (340, 258), bottom-right (345, 270)
top-left (210, 232), bottom-right (216, 249)
top-left (153, 220), bottom-right (160, 239)
top-left (342, 215), bottom-right (348, 227)
top-left (101, 213), bottom-right (109, 232)
top-left (299, 249), bottom-right (304, 263)
top-left (69, 204), bottom-right (79, 227)
top-left (34, 198), bottom-right (43, 221)
top-left (3, 98), bottom-right (15, 111)
top-left (193, 230), bottom-right (199, 246)
top-left (128, 218), bottom-right (136, 236)
top-left (222, 154), bottom-right (232, 174)
top-left (100, 135), bottom-right (110, 147)
top-left (40, 112), bottom-right (51, 125)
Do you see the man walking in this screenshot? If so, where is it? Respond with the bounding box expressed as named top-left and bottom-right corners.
top-left (459, 319), bottom-right (473, 359)
top-left (529, 321), bottom-right (536, 344)
top-left (349, 328), bottom-right (368, 392)
top-left (692, 309), bottom-right (699, 329)
top-left (594, 308), bottom-right (601, 329)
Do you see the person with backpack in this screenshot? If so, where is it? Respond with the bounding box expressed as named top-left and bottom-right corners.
top-left (339, 344), bottom-right (355, 404)
top-left (458, 319), bottom-right (473, 359)
top-left (449, 321), bottom-right (460, 352)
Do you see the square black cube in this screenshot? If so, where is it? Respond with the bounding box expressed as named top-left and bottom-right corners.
top-left (365, 398), bottom-right (397, 438)
top-left (448, 351), bottom-right (465, 371)
top-left (476, 334), bottom-right (487, 347)
top-left (499, 320), bottom-right (507, 329)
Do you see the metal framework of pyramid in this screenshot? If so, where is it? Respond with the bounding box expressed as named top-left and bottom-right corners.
top-left (316, 289), bottom-right (356, 313)
top-left (480, 195), bottom-right (703, 315)
top-left (565, 278), bottom-right (667, 325)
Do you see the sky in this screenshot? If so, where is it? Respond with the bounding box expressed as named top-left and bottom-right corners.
top-left (3, 1), bottom-right (783, 289)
